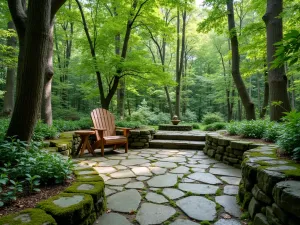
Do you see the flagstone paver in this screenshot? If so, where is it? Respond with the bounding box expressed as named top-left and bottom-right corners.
top-left (176, 196), bottom-right (216, 221)
top-left (188, 172), bottom-right (223, 184)
top-left (170, 219), bottom-right (200, 225)
top-left (93, 167), bottom-right (116, 174)
top-left (170, 166), bottom-right (190, 174)
top-left (131, 167), bottom-right (152, 176)
top-left (136, 203), bottom-right (176, 225)
top-left (220, 176), bottom-right (241, 185)
top-left (162, 188), bottom-right (185, 200)
top-left (224, 185), bottom-right (239, 195)
top-left (125, 181), bottom-right (144, 189)
top-left (215, 195), bottom-right (242, 217)
top-left (152, 161), bottom-right (178, 168)
top-left (145, 192), bottom-right (168, 203)
top-left (178, 183), bottom-right (219, 195)
top-left (94, 213), bottom-right (132, 225)
top-left (147, 174), bottom-right (178, 188)
top-left (209, 168), bottom-right (242, 178)
top-left (107, 189), bottom-right (141, 213)
top-left (106, 178), bottom-right (131, 186)
top-left (76, 144), bottom-right (244, 225)
top-left (110, 170), bottom-right (136, 178)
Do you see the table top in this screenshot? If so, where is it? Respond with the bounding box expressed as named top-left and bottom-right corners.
top-left (75, 130), bottom-right (95, 135)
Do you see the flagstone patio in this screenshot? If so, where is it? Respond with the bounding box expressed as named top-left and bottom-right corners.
top-left (73, 148), bottom-right (243, 225)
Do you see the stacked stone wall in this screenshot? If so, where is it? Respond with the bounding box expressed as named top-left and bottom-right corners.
top-left (204, 133), bottom-right (300, 225)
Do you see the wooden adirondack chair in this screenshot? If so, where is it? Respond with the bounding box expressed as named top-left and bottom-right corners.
top-left (91, 108), bottom-right (131, 156)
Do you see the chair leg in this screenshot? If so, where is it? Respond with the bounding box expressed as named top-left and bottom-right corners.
top-left (101, 142), bottom-right (104, 157)
top-left (125, 141), bottom-right (128, 153)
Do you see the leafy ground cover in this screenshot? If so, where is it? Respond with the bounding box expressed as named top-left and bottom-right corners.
top-left (0, 140), bottom-right (73, 208)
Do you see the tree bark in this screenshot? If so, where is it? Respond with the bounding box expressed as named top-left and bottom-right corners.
top-left (3, 21), bottom-right (17, 116)
top-left (41, 21), bottom-right (54, 125)
top-left (6, 0), bottom-right (52, 141)
top-left (226, 0), bottom-right (256, 120)
top-left (260, 68), bottom-right (269, 118)
top-left (263, 0), bottom-right (291, 121)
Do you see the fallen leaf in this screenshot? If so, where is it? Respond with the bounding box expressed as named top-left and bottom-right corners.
top-left (221, 213), bottom-right (232, 219)
top-left (106, 209), bottom-right (111, 213)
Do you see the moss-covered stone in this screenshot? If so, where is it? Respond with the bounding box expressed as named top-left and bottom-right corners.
top-left (0, 208), bottom-right (56, 225)
top-left (74, 170), bottom-right (98, 176)
top-left (78, 212), bottom-right (97, 225)
top-left (64, 181), bottom-right (105, 205)
top-left (231, 141), bottom-right (252, 150)
top-left (36, 193), bottom-right (93, 225)
top-left (76, 175), bottom-right (104, 182)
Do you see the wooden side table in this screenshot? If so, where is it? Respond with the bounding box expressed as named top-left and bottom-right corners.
top-left (75, 130), bottom-right (96, 157)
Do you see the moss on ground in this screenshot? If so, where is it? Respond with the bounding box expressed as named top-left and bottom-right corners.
top-left (76, 175), bottom-right (104, 182)
top-left (36, 193), bottom-right (93, 225)
top-left (0, 208), bottom-right (57, 225)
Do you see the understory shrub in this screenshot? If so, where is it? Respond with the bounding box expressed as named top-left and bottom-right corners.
top-left (263, 122), bottom-right (283, 142)
top-left (53, 108), bottom-right (82, 121)
top-left (276, 111), bottom-right (300, 159)
top-left (226, 121), bottom-right (242, 135)
top-left (192, 123), bottom-right (200, 129)
top-left (53, 117), bottom-right (93, 132)
top-left (0, 139), bottom-right (73, 206)
top-left (115, 120), bottom-right (143, 128)
top-left (238, 120), bottom-right (268, 138)
top-left (33, 121), bottom-right (58, 141)
top-left (181, 109), bottom-right (197, 122)
top-left (148, 112), bottom-right (170, 125)
top-left (204, 122), bottom-right (226, 131)
top-left (202, 113), bottom-right (224, 125)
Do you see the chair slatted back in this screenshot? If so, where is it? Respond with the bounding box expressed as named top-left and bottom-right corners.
top-left (91, 108), bottom-right (116, 137)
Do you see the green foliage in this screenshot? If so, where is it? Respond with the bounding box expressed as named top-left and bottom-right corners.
top-left (53, 107), bottom-right (82, 121)
top-left (181, 109), bottom-right (197, 122)
top-left (115, 120), bottom-right (143, 129)
top-left (0, 139), bottom-right (73, 206)
top-left (0, 139), bottom-right (73, 185)
top-left (263, 122), bottom-right (283, 142)
top-left (238, 120), bottom-right (268, 139)
top-left (204, 122), bottom-right (226, 131)
top-left (226, 121), bottom-right (242, 135)
top-left (202, 113), bottom-right (224, 125)
top-left (276, 110), bottom-right (300, 159)
top-left (200, 221), bottom-right (211, 225)
top-left (33, 121), bottom-right (58, 141)
top-left (53, 117), bottom-right (93, 132)
top-left (192, 123), bottom-right (200, 129)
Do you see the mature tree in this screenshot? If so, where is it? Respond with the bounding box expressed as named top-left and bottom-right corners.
top-left (3, 21), bottom-right (17, 116)
top-left (226, 0), bottom-right (255, 120)
top-left (263, 0), bottom-right (291, 121)
top-left (6, 0), bottom-right (66, 141)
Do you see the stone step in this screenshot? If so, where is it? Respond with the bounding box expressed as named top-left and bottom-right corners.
top-left (149, 140), bottom-right (205, 150)
top-left (154, 133), bottom-right (205, 141)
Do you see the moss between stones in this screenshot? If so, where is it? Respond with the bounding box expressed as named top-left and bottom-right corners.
top-left (64, 181), bottom-right (105, 205)
top-left (36, 193), bottom-right (93, 225)
top-left (73, 166), bottom-right (95, 172)
top-left (0, 208), bottom-right (57, 225)
top-left (59, 132), bottom-right (74, 139)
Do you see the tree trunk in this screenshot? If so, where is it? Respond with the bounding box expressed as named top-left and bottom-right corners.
top-left (41, 21), bottom-right (54, 125)
top-left (6, 0), bottom-right (52, 141)
top-left (3, 21), bottom-right (17, 116)
top-left (260, 69), bottom-right (269, 118)
top-left (116, 33), bottom-right (125, 119)
top-left (175, 9), bottom-right (180, 118)
top-left (263, 0), bottom-right (291, 121)
top-left (226, 0), bottom-right (256, 120)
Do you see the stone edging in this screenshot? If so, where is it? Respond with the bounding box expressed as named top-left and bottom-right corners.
top-left (204, 133), bottom-right (300, 225)
top-left (0, 166), bottom-right (106, 225)
top-left (158, 124), bottom-right (192, 131)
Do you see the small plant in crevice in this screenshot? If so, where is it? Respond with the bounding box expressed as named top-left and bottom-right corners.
top-left (216, 203), bottom-right (222, 210)
top-left (169, 199), bottom-right (177, 207)
top-left (215, 189), bottom-right (222, 196)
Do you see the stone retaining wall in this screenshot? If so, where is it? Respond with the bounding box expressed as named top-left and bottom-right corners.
top-left (204, 133), bottom-right (263, 168)
top-left (158, 124), bottom-right (192, 131)
top-left (0, 167), bottom-right (106, 225)
top-left (204, 133), bottom-right (300, 225)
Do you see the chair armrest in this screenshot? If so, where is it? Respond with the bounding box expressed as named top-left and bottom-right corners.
top-left (116, 127), bottom-right (131, 131)
top-left (91, 127), bottom-right (107, 131)
top-left (116, 127), bottom-right (131, 137)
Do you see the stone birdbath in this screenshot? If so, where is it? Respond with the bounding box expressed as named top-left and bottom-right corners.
top-left (171, 115), bottom-right (181, 125)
